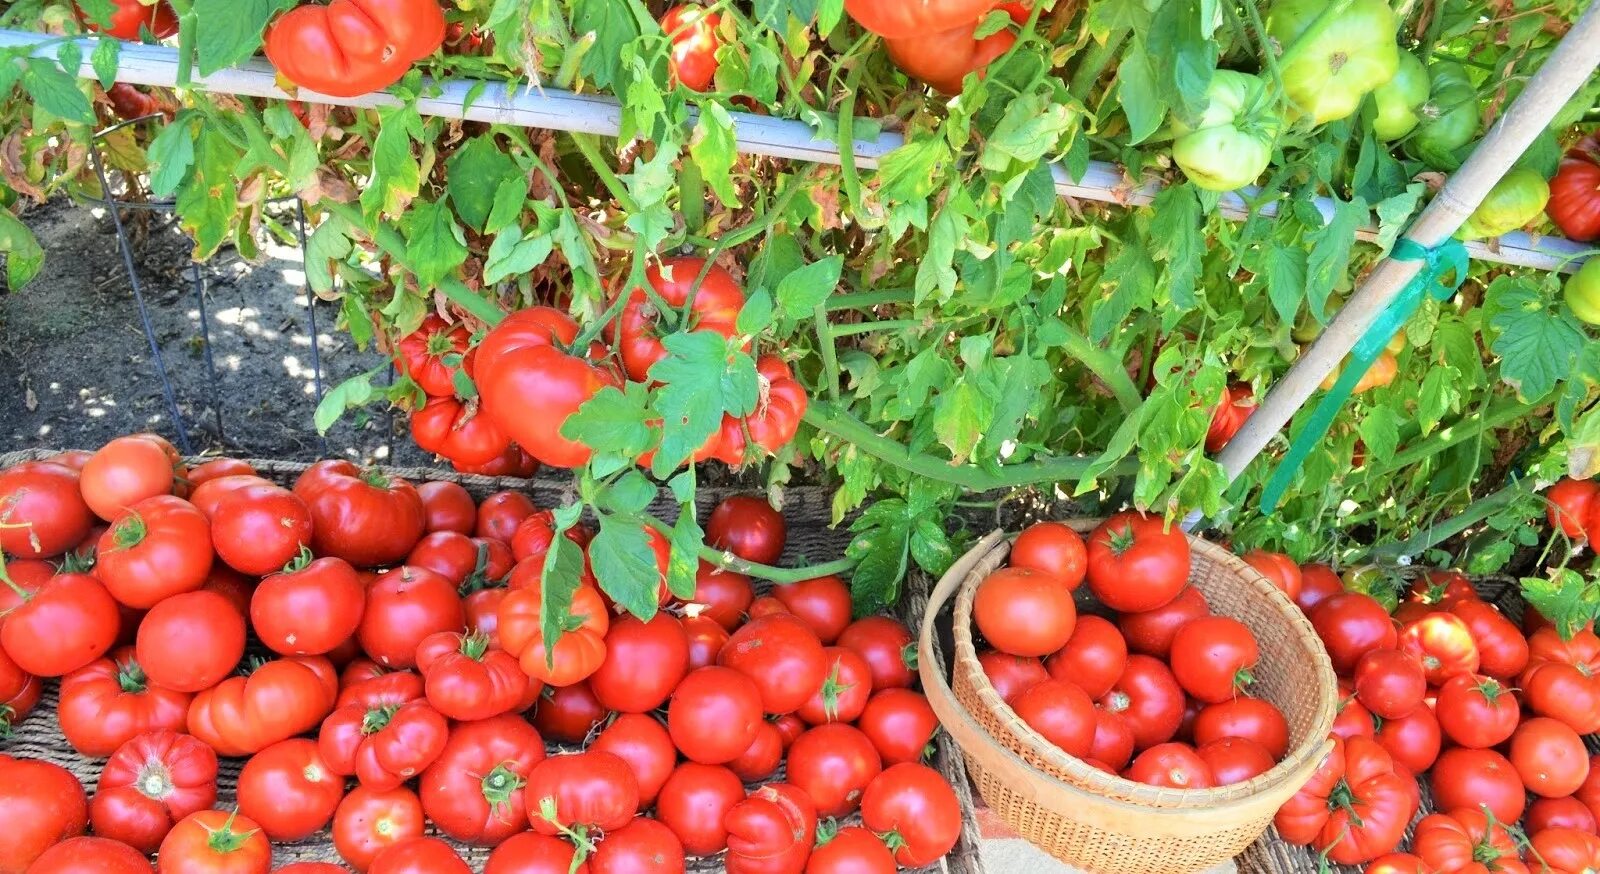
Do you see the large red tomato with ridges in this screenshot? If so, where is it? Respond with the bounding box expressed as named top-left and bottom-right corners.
top-left (524, 751), bottom-right (639, 836)
top-left (477, 308), bottom-right (619, 469)
top-left (844, 0), bottom-right (997, 37)
top-left (87, 730), bottom-right (216, 854)
top-left (724, 782), bottom-right (816, 874)
top-left (57, 647), bottom-right (189, 757)
top-left (618, 256), bottom-right (746, 382)
top-left (419, 714), bottom-right (546, 846)
top-left (293, 460), bottom-right (426, 567)
top-left (187, 655), bottom-right (339, 757)
top-left (263, 0), bottom-right (446, 99)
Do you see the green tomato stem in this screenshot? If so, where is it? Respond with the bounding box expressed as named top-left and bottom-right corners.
top-left (639, 516), bottom-right (854, 584)
top-left (319, 201), bottom-right (504, 327)
top-left (813, 306), bottom-right (842, 401)
top-left (1368, 477), bottom-right (1533, 560)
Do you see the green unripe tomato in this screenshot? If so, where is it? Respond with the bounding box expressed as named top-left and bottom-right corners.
top-left (1171, 70), bottom-right (1282, 192)
top-left (1267, 0), bottom-right (1400, 126)
top-left (1407, 61), bottom-right (1480, 170)
top-left (1371, 52), bottom-right (1429, 141)
top-left (1565, 258), bottom-right (1600, 326)
top-left (1455, 168), bottom-right (1550, 240)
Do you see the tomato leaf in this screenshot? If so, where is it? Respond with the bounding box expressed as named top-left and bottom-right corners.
top-left (563, 383), bottom-right (654, 462)
top-left (175, 129), bottom-right (240, 259)
top-left (400, 200), bottom-right (469, 289)
top-left (313, 372), bottom-right (375, 435)
top-left (89, 38), bottom-right (118, 90)
top-left (21, 58), bottom-right (92, 125)
top-left (1149, 185), bottom-right (1202, 311)
top-left (194, 0), bottom-right (291, 76)
top-left (1357, 405), bottom-right (1400, 462)
top-left (540, 504), bottom-right (587, 658)
top-left (667, 506), bottom-right (701, 599)
top-left (590, 515), bottom-right (660, 621)
top-left (361, 107), bottom-right (423, 218)
top-left (484, 226), bottom-right (554, 287)
top-left (1522, 569), bottom-right (1600, 640)
top-left (0, 209), bottom-right (44, 290)
top-left (1305, 196), bottom-right (1368, 322)
top-left (932, 379), bottom-right (993, 465)
top-left (1486, 275), bottom-right (1585, 402)
top-left (1145, 0), bottom-right (1216, 125)
top-left (1116, 40), bottom-right (1167, 144)
top-left (775, 255), bottom-right (842, 320)
top-left (446, 136), bottom-right (521, 233)
top-left (689, 102), bottom-right (738, 207)
top-left (600, 471), bottom-right (657, 516)
top-left (847, 499), bottom-right (912, 615)
top-left (1263, 239), bottom-right (1308, 326)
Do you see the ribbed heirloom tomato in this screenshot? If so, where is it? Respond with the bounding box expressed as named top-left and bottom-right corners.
top-left (265, 0), bottom-right (445, 98)
top-left (619, 256), bottom-right (747, 382)
top-left (724, 782), bottom-right (817, 874)
top-left (1412, 809), bottom-right (1526, 874)
top-left (187, 655), bottom-right (339, 757)
top-left (89, 730), bottom-right (217, 854)
top-left (419, 714), bottom-right (546, 846)
top-left (477, 306), bottom-right (619, 469)
top-left (395, 314), bottom-right (471, 397)
top-left (320, 691), bottom-right (449, 790)
top-left (1522, 627), bottom-right (1600, 733)
top-left (415, 631), bottom-right (528, 721)
top-left (525, 751), bottom-right (640, 836)
top-left (499, 583), bottom-right (609, 686)
top-left (1274, 737), bottom-right (1415, 864)
top-left (411, 396), bottom-right (513, 467)
top-left (707, 354), bottom-right (808, 465)
top-left (294, 460), bottom-right (427, 567)
top-left (57, 647), bottom-right (190, 757)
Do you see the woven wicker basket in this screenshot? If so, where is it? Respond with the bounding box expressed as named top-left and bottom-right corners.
top-left (920, 526), bottom-right (1339, 874)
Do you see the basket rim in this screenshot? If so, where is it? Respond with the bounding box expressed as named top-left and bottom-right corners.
top-left (948, 521), bottom-right (1338, 809)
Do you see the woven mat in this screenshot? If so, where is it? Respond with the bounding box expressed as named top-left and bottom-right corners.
top-left (0, 449), bottom-right (985, 874)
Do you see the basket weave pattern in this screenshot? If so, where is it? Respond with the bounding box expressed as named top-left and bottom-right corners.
top-left (922, 526), bottom-right (1339, 874)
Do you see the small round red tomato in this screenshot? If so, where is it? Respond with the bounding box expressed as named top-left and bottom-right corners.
top-left (590, 817), bottom-right (686, 874)
top-left (1526, 796), bottom-right (1598, 835)
top-left (660, 5), bottom-right (722, 92)
top-left (1549, 477), bottom-right (1600, 538)
top-left (27, 835), bottom-right (152, 874)
top-left (976, 649), bottom-right (1048, 703)
top-left (524, 751), bottom-right (640, 836)
top-left (209, 483), bottom-right (313, 576)
top-left (1241, 549), bottom-right (1302, 602)
top-left (771, 575), bottom-right (852, 645)
top-left (135, 590), bottom-right (245, 692)
top-left (798, 646), bottom-right (873, 725)
top-left (1169, 616), bottom-right (1259, 703)
top-left (476, 491), bottom-right (538, 544)
top-left (682, 614), bottom-right (730, 672)
top-left (252, 555), bottom-right (366, 656)
top-left (1373, 703), bottom-right (1442, 775)
top-left (1510, 717), bottom-right (1591, 798)
top-left (1085, 512), bottom-right (1191, 613)
top-left (1295, 563), bottom-right (1345, 614)
top-left (1430, 747), bottom-right (1527, 824)
top-left (0, 460), bottom-right (92, 558)
top-left (417, 481), bottom-right (476, 534)
top-left (368, 837), bottom-right (470, 874)
top-left (57, 648), bottom-right (190, 757)
top-left (1447, 599), bottom-right (1528, 679)
top-left (89, 730), bottom-right (216, 854)
top-left (1192, 697), bottom-right (1290, 759)
top-left (1118, 585), bottom-right (1209, 658)
top-left (668, 665), bottom-right (763, 764)
top-left (728, 720), bottom-right (784, 782)
top-left (532, 681), bottom-right (607, 744)
top-left (807, 825), bottom-right (897, 874)
top-left (719, 613), bottom-right (828, 714)
top-left (1044, 614), bottom-right (1126, 700)
top-left (837, 616), bottom-right (915, 692)
top-left (333, 785), bottom-right (426, 872)
top-left (235, 738), bottom-right (344, 842)
top-left (1310, 593), bottom-right (1399, 675)
top-left (1435, 672), bottom-right (1519, 748)
top-left (293, 461), bottom-right (426, 568)
top-left (680, 562), bottom-right (754, 631)
top-left (859, 762), bottom-right (961, 867)
top-left (1011, 522), bottom-right (1088, 590)
top-left (654, 762), bottom-right (743, 856)
top-left (1198, 736), bottom-right (1275, 786)
top-left (590, 712), bottom-right (677, 805)
top-left (358, 566), bottom-right (465, 669)
top-left (1398, 613), bottom-right (1480, 685)
top-left (1549, 135), bottom-right (1600, 242)
top-left (1125, 743), bottom-right (1215, 789)
top-left (419, 714), bottom-right (546, 846)
top-left (1353, 648), bottom-right (1426, 719)
top-left (1099, 654), bottom-right (1185, 751)
top-left (0, 755), bottom-right (88, 871)
top-left (973, 566), bottom-right (1075, 658)
top-left (96, 495), bottom-right (213, 608)
top-left (787, 724), bottom-right (883, 818)
top-left (1011, 678), bottom-right (1097, 758)
top-left (858, 688), bottom-right (938, 766)
top-left (483, 831), bottom-right (586, 874)
top-left (79, 436), bottom-right (175, 521)
top-left (158, 809), bottom-right (271, 874)
top-left (706, 494), bottom-right (786, 566)
top-left (590, 614), bottom-right (690, 714)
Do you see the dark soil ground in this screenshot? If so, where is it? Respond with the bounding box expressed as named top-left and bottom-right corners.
top-left (1, 198), bottom-right (430, 465)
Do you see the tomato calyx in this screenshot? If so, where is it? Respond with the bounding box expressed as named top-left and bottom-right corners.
top-left (59, 548), bottom-right (96, 573)
top-left (458, 632), bottom-right (492, 662)
top-left (1474, 677), bottom-right (1510, 703)
top-left (1325, 779), bottom-right (1366, 827)
top-left (536, 796), bottom-right (599, 861)
top-left (817, 662), bottom-right (857, 719)
top-left (480, 763), bottom-right (526, 815)
top-left (116, 656), bottom-right (151, 693)
top-left (458, 541), bottom-right (506, 596)
top-left (107, 511), bottom-right (149, 552)
top-left (1234, 667), bottom-right (1257, 695)
top-left (1105, 523), bottom-right (1138, 556)
top-left (280, 545), bottom-right (316, 575)
top-left (136, 759), bottom-right (176, 801)
top-left (204, 811), bottom-right (262, 855)
top-left (0, 704), bottom-right (15, 735)
top-left (360, 468), bottom-right (393, 489)
top-left (362, 705), bottom-right (400, 735)
top-left (236, 655), bottom-right (271, 679)
top-left (901, 642), bottom-right (919, 672)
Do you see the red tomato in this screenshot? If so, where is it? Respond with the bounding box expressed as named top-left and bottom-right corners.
top-left (1198, 737), bottom-right (1275, 786)
top-left (200, 566), bottom-right (254, 618)
top-left (655, 762), bottom-right (743, 856)
top-left (96, 495), bottom-right (213, 608)
top-left (1526, 796), bottom-right (1598, 836)
top-left (320, 694), bottom-right (449, 790)
top-left (1580, 755), bottom-right (1600, 830)
top-left (589, 817), bottom-right (685, 874)
top-left (724, 782), bottom-right (816, 874)
top-left (0, 645), bottom-right (38, 733)
top-left (453, 443), bottom-right (542, 480)
top-left (358, 566), bottom-right (465, 669)
top-left (293, 461), bottom-right (426, 567)
top-left (1011, 522), bottom-right (1088, 590)
top-left (187, 655), bottom-right (339, 757)
top-left (1295, 563), bottom-right (1345, 614)
top-left (1169, 616), bottom-right (1259, 703)
top-left (263, 0), bottom-right (445, 98)
top-left (417, 631), bottom-right (527, 721)
top-left (158, 809), bottom-right (271, 874)
top-left (1435, 672), bottom-right (1520, 748)
top-left (333, 785), bottom-right (426, 872)
top-left (976, 649), bottom-right (1048, 703)
top-left (1412, 808), bottom-right (1524, 874)
top-left (524, 751), bottom-right (640, 835)
top-left (705, 494), bottom-right (786, 566)
top-left (1364, 853), bottom-right (1433, 874)
top-left (369, 837), bottom-right (471, 874)
top-left (837, 616), bottom-right (915, 692)
top-left (1353, 648), bottom-right (1426, 719)
top-left (1373, 704), bottom-right (1441, 775)
top-left (1011, 678), bottom-right (1097, 758)
top-left (1549, 478), bottom-right (1600, 538)
top-left (509, 510), bottom-right (591, 565)
top-left (798, 646), bottom-right (874, 725)
top-left (0, 460), bottom-right (92, 558)
top-left (668, 665), bottom-right (763, 765)
top-left (1085, 512), bottom-right (1190, 613)
top-left (88, 731), bottom-right (215, 854)
top-left (1044, 615), bottom-right (1126, 700)
top-left (78, 0), bottom-right (179, 39)
top-left (417, 481), bottom-right (476, 534)
top-left (26, 836), bottom-right (152, 874)
top-left (0, 569), bottom-right (120, 677)
top-left (682, 614), bottom-right (731, 672)
top-left (859, 762), bottom-right (962, 867)
top-left (1523, 627), bottom-right (1600, 734)
top-left (1447, 599), bottom-right (1527, 679)
top-left (395, 315), bottom-right (471, 397)
top-left (1088, 709), bottom-right (1136, 771)
top-left (1310, 594), bottom-right (1399, 675)
top-left (189, 475), bottom-right (270, 520)
top-left (883, 16), bottom-right (1017, 94)
top-left (57, 647), bottom-right (189, 757)
top-left (475, 494), bottom-right (537, 549)
top-left (1511, 717), bottom-right (1591, 798)
top-left (1274, 737), bottom-right (1416, 864)
top-left (532, 681), bottom-right (607, 744)
top-left (677, 563), bottom-right (754, 631)
top-left (1118, 585), bottom-right (1209, 658)
top-left (728, 720), bottom-right (784, 782)
top-left (806, 826), bottom-right (897, 874)
top-left (590, 712), bottom-right (677, 806)
top-left (0, 755), bottom-right (87, 873)
top-left (1549, 135), bottom-right (1600, 242)
top-left (1241, 549), bottom-right (1302, 602)
top-left (1330, 688), bottom-right (1376, 741)
top-left (1205, 383), bottom-right (1256, 453)
top-left (618, 257), bottom-right (746, 382)
top-left (477, 308), bottom-right (621, 469)
top-left (1430, 747), bottom-right (1527, 824)
top-left (135, 590), bottom-right (245, 692)
top-left (787, 724), bottom-right (883, 818)
top-left (1192, 697), bottom-right (1290, 759)
top-left (499, 584), bottom-right (608, 687)
top-left (1124, 742), bottom-right (1215, 789)
top-left (79, 436), bottom-right (175, 521)
top-left (235, 738), bottom-right (344, 842)
top-left (590, 614), bottom-right (690, 714)
top-left (252, 555), bottom-right (366, 656)
top-left (1405, 569), bottom-right (1478, 608)
top-left (1533, 827), bottom-right (1600, 874)
top-left (463, 585), bottom-right (510, 649)
top-left (719, 613), bottom-right (828, 714)
top-left (660, 5), bottom-right (722, 92)
top-left (705, 355), bottom-right (808, 465)
top-left (858, 688), bottom-right (939, 766)
top-left (484, 831), bottom-right (587, 874)
top-left (1398, 613), bottom-right (1480, 685)
top-left (772, 575), bottom-right (853, 645)
top-left (1099, 654), bottom-right (1185, 751)
top-left (972, 566), bottom-right (1075, 658)
top-left (209, 483), bottom-right (313, 576)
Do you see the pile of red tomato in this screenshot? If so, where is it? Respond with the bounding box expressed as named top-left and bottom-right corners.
top-left (1246, 551), bottom-right (1600, 873)
top-left (398, 258), bottom-right (807, 473)
top-left (0, 434), bottom-right (957, 873)
top-left (974, 515), bottom-right (1292, 790)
